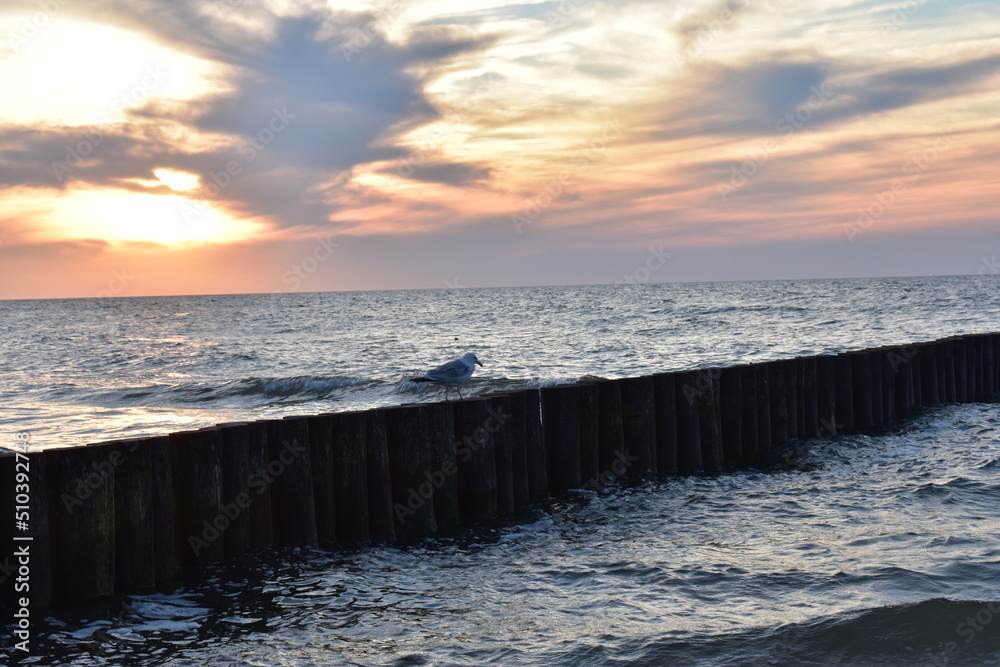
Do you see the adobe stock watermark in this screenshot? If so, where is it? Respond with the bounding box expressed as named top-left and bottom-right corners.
top-left (674, 0), bottom-right (752, 71)
top-left (717, 81), bottom-right (833, 202)
top-left (7, 431), bottom-right (34, 654)
top-left (97, 268), bottom-right (133, 298)
top-left (177, 106), bottom-right (296, 225)
top-left (3, 0), bottom-right (70, 60)
top-left (878, 0), bottom-right (929, 37)
top-left (188, 437), bottom-right (306, 556)
top-left (681, 367), bottom-right (723, 406)
top-left (887, 344), bottom-right (917, 371)
top-left (50, 65), bottom-right (169, 184)
top-left (844, 130), bottom-right (954, 244)
top-left (544, 0), bottom-right (592, 25)
top-left (393, 406), bottom-right (510, 524)
top-left (280, 235), bottom-right (340, 290)
top-left (339, 1), bottom-right (403, 62)
top-left (581, 447), bottom-right (639, 492)
top-left (920, 600), bottom-right (1000, 667)
top-left (511, 117), bottom-right (624, 234)
top-left (616, 246), bottom-right (673, 285)
top-left (58, 442), bottom-right (142, 515)
top-left (391, 74), bottom-right (500, 189)
top-left (977, 254), bottom-right (999, 276)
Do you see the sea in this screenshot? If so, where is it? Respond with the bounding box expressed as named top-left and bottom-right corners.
top-left (2, 275), bottom-right (1000, 666)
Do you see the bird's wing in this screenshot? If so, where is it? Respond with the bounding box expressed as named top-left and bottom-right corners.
top-left (424, 358), bottom-right (471, 383)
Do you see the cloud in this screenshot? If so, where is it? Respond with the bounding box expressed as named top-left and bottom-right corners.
top-left (0, 3), bottom-right (497, 235)
top-left (649, 50), bottom-right (1000, 142)
top-left (828, 53), bottom-right (1000, 120)
top-left (392, 161), bottom-right (493, 187)
top-left (673, 0), bottom-right (755, 53)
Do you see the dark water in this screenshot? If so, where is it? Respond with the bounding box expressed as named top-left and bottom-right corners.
top-left (2, 275), bottom-right (1000, 665)
top-left (10, 403), bottom-right (1000, 666)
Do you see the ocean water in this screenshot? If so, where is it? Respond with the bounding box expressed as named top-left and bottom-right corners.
top-left (3, 275), bottom-right (1000, 665)
top-left (3, 275), bottom-right (1000, 449)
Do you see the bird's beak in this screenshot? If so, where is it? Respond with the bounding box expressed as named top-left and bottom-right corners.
top-left (476, 361), bottom-right (484, 367)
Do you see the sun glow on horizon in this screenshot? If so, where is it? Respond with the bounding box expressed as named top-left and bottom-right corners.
top-left (40, 188), bottom-right (268, 246)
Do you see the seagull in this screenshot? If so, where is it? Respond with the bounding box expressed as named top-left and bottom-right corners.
top-left (411, 352), bottom-right (484, 400)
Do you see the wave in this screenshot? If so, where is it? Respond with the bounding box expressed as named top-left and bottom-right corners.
top-left (64, 374), bottom-right (598, 410)
top-left (622, 598), bottom-right (1000, 667)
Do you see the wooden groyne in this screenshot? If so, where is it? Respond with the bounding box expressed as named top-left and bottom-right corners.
top-left (2, 333), bottom-right (999, 608)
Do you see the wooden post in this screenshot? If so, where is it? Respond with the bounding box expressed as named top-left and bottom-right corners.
top-left (304, 414), bottom-right (336, 547)
top-left (696, 369), bottom-right (723, 472)
top-left (964, 336), bottom-right (976, 401)
top-left (974, 335), bottom-right (988, 401)
top-left (216, 424), bottom-right (252, 558)
top-left (834, 354), bottom-right (855, 433)
top-left (45, 445), bottom-right (117, 601)
top-left (453, 397), bottom-right (498, 523)
top-left (0, 452), bottom-right (18, 608)
top-left (674, 370), bottom-right (703, 474)
top-left (754, 364), bottom-right (772, 455)
top-left (767, 361), bottom-right (789, 445)
top-left (719, 366), bottom-right (743, 469)
top-left (619, 376), bottom-right (656, 474)
top-left (366, 410), bottom-right (396, 544)
top-left (816, 356), bottom-right (837, 437)
top-left (886, 347), bottom-right (899, 421)
top-left (330, 411), bottom-right (369, 547)
top-left (0, 451), bottom-right (13, 608)
top-left (910, 342), bottom-right (922, 408)
top-left (524, 389), bottom-right (547, 502)
top-left (849, 352), bottom-right (873, 431)
top-left (869, 349), bottom-right (885, 426)
top-left (801, 357), bottom-right (820, 439)
top-left (653, 373), bottom-right (678, 474)
top-left (994, 333), bottom-right (1000, 399)
top-left (969, 335), bottom-right (983, 401)
top-left (597, 380), bottom-right (627, 474)
top-left (266, 417), bottom-right (317, 547)
top-left (915, 342), bottom-right (939, 406)
top-left (490, 394), bottom-right (516, 517)
top-left (133, 435), bottom-right (178, 583)
top-left (578, 383), bottom-right (600, 487)
top-left (739, 365), bottom-right (760, 465)
top-left (881, 348), bottom-right (899, 420)
top-left (942, 339), bottom-right (957, 403)
top-left (953, 337), bottom-right (969, 402)
top-left (984, 333), bottom-right (996, 400)
top-left (102, 438), bottom-right (155, 591)
top-left (786, 357), bottom-right (806, 439)
top-left (169, 428), bottom-right (223, 568)
top-left (505, 391), bottom-right (531, 509)
top-left (243, 421), bottom-right (273, 551)
top-left (1, 447), bottom-right (51, 607)
top-left (778, 359), bottom-right (802, 439)
top-left (541, 384), bottom-right (582, 492)
top-left (993, 334), bottom-right (999, 398)
top-left (424, 401), bottom-right (461, 530)
top-left (889, 345), bottom-right (915, 417)
top-left (383, 405), bottom-right (438, 540)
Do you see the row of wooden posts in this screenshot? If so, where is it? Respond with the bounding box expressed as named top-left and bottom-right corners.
top-left (2, 332), bottom-right (998, 607)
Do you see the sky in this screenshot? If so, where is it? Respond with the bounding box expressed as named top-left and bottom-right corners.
top-left (0, 0), bottom-right (997, 299)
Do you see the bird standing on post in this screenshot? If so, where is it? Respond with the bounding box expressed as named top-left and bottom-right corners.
top-left (411, 352), bottom-right (484, 400)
